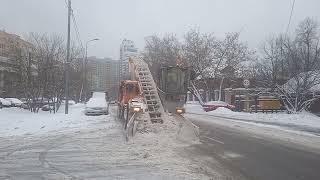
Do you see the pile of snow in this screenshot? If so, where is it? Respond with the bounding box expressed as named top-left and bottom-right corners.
top-left (185, 103), bottom-right (320, 130)
top-left (135, 113), bottom-right (199, 144)
top-left (0, 104), bottom-right (109, 136)
top-left (213, 107), bottom-right (233, 113)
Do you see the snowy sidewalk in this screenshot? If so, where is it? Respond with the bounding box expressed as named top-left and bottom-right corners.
top-left (185, 103), bottom-right (320, 136)
top-left (0, 104), bottom-right (108, 136)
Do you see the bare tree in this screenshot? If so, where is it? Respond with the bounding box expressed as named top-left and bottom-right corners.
top-left (182, 29), bottom-right (216, 91)
top-left (257, 34), bottom-right (290, 88)
top-left (212, 32), bottom-right (254, 79)
top-left (142, 30), bottom-right (254, 101)
top-left (143, 34), bottom-right (181, 81)
top-left (259, 17), bottom-right (320, 112)
top-left (12, 33), bottom-right (82, 113)
top-left (210, 32), bottom-right (254, 100)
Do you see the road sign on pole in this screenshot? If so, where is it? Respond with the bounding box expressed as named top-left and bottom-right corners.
top-left (243, 79), bottom-right (250, 112)
top-left (243, 79), bottom-right (250, 88)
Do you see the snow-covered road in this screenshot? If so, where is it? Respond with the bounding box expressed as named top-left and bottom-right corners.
top-left (185, 102), bottom-right (320, 136)
top-left (0, 105), bottom-right (226, 179)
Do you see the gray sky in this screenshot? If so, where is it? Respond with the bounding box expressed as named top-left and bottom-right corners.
top-left (1, 0), bottom-right (319, 59)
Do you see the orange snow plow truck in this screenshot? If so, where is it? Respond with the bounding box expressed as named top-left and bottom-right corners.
top-left (118, 56), bottom-right (199, 141)
top-left (118, 80), bottom-right (145, 129)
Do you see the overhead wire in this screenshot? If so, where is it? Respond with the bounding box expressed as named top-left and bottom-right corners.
top-left (285, 0), bottom-right (296, 35)
top-left (71, 11), bottom-right (85, 51)
top-left (63, 0), bottom-right (85, 53)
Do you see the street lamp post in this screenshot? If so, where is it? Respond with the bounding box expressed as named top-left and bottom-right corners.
top-left (83, 38), bottom-right (99, 104)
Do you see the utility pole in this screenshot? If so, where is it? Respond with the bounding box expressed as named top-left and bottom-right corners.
top-left (84, 44), bottom-right (88, 104)
top-left (65, 0), bottom-right (71, 114)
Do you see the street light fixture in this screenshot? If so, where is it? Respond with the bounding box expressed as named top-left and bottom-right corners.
top-left (82, 38), bottom-right (99, 104)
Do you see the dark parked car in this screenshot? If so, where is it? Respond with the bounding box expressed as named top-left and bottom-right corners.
top-left (41, 104), bottom-right (54, 111)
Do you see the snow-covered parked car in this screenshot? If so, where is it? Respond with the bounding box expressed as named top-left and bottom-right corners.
top-left (61, 100), bottom-right (76, 105)
top-left (0, 98), bottom-right (12, 107)
top-left (202, 101), bottom-right (235, 112)
top-left (85, 92), bottom-right (109, 116)
top-left (5, 98), bottom-right (23, 107)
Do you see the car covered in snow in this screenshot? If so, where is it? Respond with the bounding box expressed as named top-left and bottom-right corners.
top-left (84, 92), bottom-right (109, 116)
top-left (0, 98), bottom-right (12, 108)
top-left (202, 101), bottom-right (235, 112)
top-left (5, 98), bottom-right (23, 107)
top-left (61, 100), bottom-right (76, 105)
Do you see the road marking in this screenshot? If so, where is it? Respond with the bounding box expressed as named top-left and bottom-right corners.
top-left (202, 136), bottom-right (225, 145)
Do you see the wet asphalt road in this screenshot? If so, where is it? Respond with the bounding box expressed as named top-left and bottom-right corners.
top-left (187, 116), bottom-right (320, 180)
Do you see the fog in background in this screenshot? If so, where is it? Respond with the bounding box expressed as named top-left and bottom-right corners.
top-left (1, 0), bottom-right (319, 59)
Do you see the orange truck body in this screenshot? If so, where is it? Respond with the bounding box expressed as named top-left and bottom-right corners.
top-left (118, 80), bottom-right (141, 106)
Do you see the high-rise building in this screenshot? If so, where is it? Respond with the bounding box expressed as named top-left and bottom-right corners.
top-left (119, 39), bottom-right (138, 80)
top-left (106, 59), bottom-right (119, 99)
top-left (87, 57), bottom-right (119, 98)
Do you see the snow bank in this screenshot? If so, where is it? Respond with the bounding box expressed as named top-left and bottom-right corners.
top-left (205, 101), bottom-right (229, 106)
top-left (213, 107), bottom-right (233, 113)
top-left (185, 103), bottom-right (320, 130)
top-left (0, 104), bottom-right (110, 136)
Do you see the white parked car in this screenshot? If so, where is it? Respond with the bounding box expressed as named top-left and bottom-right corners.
top-left (61, 100), bottom-right (76, 105)
top-left (0, 98), bottom-right (12, 107)
top-left (85, 92), bottom-right (108, 116)
top-left (6, 98), bottom-right (23, 107)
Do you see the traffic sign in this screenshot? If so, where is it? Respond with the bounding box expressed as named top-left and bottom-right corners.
top-left (243, 79), bottom-right (250, 88)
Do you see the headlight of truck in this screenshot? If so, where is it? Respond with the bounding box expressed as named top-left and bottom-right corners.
top-left (176, 109), bottom-right (183, 114)
top-left (176, 108), bottom-right (184, 114)
top-left (133, 107), bottom-right (141, 112)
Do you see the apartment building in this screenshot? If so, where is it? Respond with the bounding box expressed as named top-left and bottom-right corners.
top-left (87, 57), bottom-right (119, 98)
top-left (119, 39), bottom-right (138, 80)
top-left (0, 30), bottom-right (33, 97)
